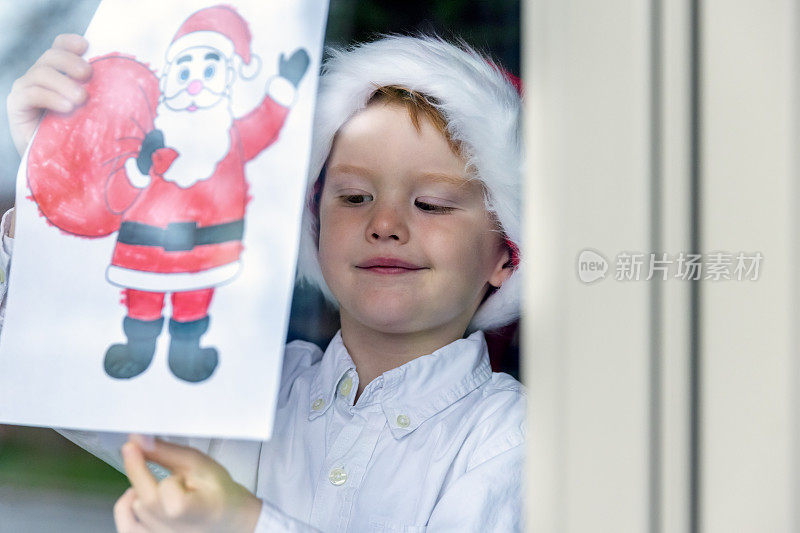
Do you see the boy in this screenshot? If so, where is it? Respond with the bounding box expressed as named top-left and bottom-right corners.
top-left (4, 33), bottom-right (524, 532)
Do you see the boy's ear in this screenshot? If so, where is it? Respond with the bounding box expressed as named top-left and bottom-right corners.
top-left (488, 247), bottom-right (514, 289)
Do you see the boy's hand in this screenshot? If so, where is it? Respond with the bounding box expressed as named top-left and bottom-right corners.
top-left (7, 208), bottom-right (14, 239)
top-left (115, 435), bottom-right (262, 533)
top-left (7, 34), bottom-right (91, 156)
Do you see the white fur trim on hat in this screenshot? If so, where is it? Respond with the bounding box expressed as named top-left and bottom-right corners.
top-left (166, 31), bottom-right (235, 63)
top-left (296, 35), bottom-right (523, 332)
top-left (236, 54), bottom-right (262, 80)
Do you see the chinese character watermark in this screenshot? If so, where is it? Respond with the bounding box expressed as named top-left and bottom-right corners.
top-left (577, 249), bottom-right (762, 283)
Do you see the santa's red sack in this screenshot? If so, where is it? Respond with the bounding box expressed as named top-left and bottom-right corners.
top-left (27, 54), bottom-right (160, 237)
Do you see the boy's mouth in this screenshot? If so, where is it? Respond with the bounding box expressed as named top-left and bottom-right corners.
top-left (356, 257), bottom-right (426, 274)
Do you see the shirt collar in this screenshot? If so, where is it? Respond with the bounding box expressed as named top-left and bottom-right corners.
top-left (308, 331), bottom-right (355, 421)
top-left (308, 330), bottom-right (493, 439)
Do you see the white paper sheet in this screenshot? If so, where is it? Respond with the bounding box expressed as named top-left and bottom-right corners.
top-left (0, 0), bottom-right (329, 440)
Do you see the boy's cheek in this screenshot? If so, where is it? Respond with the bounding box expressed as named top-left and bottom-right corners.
top-left (425, 227), bottom-right (482, 255)
top-left (318, 226), bottom-right (352, 264)
top-left (317, 237), bottom-right (354, 292)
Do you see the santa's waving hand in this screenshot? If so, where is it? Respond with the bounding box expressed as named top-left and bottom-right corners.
top-left (279, 48), bottom-right (311, 89)
top-left (102, 5), bottom-right (311, 383)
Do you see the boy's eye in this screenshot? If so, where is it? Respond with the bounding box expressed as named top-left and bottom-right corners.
top-left (342, 194), bottom-right (373, 205)
top-left (415, 199), bottom-right (455, 213)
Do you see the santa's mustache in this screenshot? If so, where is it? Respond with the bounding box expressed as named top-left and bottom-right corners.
top-left (163, 85), bottom-right (227, 101)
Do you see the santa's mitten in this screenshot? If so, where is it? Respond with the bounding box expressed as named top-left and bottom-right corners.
top-left (122, 143), bottom-right (178, 189)
top-left (27, 54), bottom-right (159, 237)
top-left (278, 49), bottom-right (310, 87)
top-left (136, 129), bottom-right (165, 175)
top-left (121, 130), bottom-right (168, 190)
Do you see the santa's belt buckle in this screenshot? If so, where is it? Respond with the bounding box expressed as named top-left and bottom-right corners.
top-left (163, 222), bottom-right (197, 252)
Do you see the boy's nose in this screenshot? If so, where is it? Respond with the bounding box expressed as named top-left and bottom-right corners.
top-left (366, 205), bottom-right (409, 244)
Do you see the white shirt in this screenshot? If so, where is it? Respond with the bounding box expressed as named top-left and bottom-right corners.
top-left (0, 210), bottom-right (525, 532)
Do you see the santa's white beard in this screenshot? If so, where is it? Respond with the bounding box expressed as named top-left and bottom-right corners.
top-left (154, 100), bottom-right (234, 188)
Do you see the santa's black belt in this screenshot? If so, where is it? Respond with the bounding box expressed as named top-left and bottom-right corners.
top-left (117, 220), bottom-right (245, 252)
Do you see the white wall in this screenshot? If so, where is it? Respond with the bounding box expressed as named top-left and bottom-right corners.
top-left (524, 0), bottom-right (798, 531)
top-left (701, 1), bottom-right (796, 531)
top-left (524, 1), bottom-right (652, 531)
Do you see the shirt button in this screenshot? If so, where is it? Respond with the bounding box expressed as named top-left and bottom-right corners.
top-left (396, 414), bottom-right (410, 428)
top-left (338, 376), bottom-right (353, 397)
top-left (312, 398), bottom-right (325, 410)
top-left (328, 467), bottom-right (347, 486)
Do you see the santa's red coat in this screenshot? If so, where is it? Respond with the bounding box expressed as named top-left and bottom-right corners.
top-left (106, 96), bottom-right (289, 292)
top-left (28, 55), bottom-right (290, 292)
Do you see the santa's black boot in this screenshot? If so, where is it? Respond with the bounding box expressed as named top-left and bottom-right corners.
top-left (167, 317), bottom-right (219, 383)
top-left (104, 317), bottom-right (164, 379)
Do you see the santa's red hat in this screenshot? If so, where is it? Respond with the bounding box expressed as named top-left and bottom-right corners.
top-left (166, 5), bottom-right (260, 79)
top-left (297, 35), bottom-right (524, 332)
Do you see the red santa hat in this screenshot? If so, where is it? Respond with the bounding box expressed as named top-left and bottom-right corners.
top-left (297, 35), bottom-right (524, 332)
top-left (165, 4), bottom-right (261, 79)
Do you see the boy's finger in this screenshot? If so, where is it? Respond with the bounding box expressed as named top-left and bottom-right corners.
top-left (129, 433), bottom-right (155, 451)
top-left (19, 66), bottom-right (87, 105)
top-left (113, 488), bottom-right (148, 533)
top-left (131, 498), bottom-right (163, 528)
top-left (52, 33), bottom-right (89, 56)
top-left (121, 441), bottom-right (160, 506)
top-left (138, 438), bottom-right (215, 476)
top-left (9, 85), bottom-right (73, 115)
top-left (33, 48), bottom-right (92, 82)
top-left (158, 473), bottom-right (199, 518)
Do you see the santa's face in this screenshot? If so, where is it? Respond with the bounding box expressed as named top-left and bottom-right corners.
top-left (154, 44), bottom-right (235, 187)
top-left (162, 45), bottom-right (234, 112)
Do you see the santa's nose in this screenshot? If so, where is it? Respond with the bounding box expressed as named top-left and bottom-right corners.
top-left (187, 80), bottom-right (203, 95)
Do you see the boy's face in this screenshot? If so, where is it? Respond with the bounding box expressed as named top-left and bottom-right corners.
top-left (318, 102), bottom-right (511, 338)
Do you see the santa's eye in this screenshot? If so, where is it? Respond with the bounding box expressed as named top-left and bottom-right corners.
top-left (415, 199), bottom-right (455, 213)
top-left (204, 65), bottom-right (216, 80)
top-left (179, 68), bottom-right (190, 82)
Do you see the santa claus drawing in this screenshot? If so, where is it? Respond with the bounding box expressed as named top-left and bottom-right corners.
top-left (26, 5), bottom-right (310, 383)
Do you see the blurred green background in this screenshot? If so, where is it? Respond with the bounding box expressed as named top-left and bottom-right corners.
top-left (0, 0), bottom-right (519, 530)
